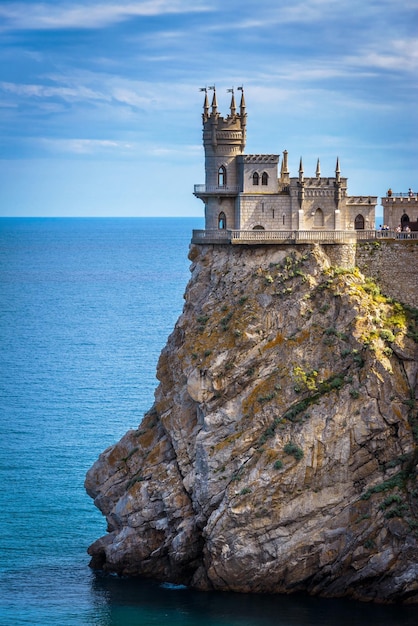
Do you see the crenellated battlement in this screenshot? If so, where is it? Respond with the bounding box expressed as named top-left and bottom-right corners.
top-left (382, 191), bottom-right (418, 231)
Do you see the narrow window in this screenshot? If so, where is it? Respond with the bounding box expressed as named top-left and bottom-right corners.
top-left (261, 172), bottom-right (268, 186)
top-left (354, 214), bottom-right (365, 230)
top-left (218, 166), bottom-right (226, 187)
top-left (314, 208), bottom-right (324, 228)
top-left (282, 214), bottom-right (285, 225)
top-left (218, 212), bottom-right (226, 230)
top-left (252, 172), bottom-right (259, 185)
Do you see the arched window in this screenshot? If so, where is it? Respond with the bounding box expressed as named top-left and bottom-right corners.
top-left (354, 214), bottom-right (365, 230)
top-left (252, 172), bottom-right (259, 186)
top-left (261, 172), bottom-right (268, 186)
top-left (314, 208), bottom-right (324, 228)
top-left (253, 225), bottom-right (265, 230)
top-left (218, 212), bottom-right (226, 230)
top-left (401, 213), bottom-right (410, 226)
top-left (218, 166), bottom-right (226, 187)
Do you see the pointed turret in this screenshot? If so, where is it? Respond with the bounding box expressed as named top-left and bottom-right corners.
top-left (299, 157), bottom-right (304, 182)
top-left (229, 90), bottom-right (236, 116)
top-left (316, 158), bottom-right (321, 179)
top-left (334, 157), bottom-right (342, 207)
top-left (211, 88), bottom-right (218, 115)
top-left (239, 87), bottom-right (246, 116)
top-left (237, 86), bottom-right (246, 151)
top-left (335, 156), bottom-right (341, 183)
top-left (202, 90), bottom-right (209, 122)
top-left (298, 157), bottom-right (305, 206)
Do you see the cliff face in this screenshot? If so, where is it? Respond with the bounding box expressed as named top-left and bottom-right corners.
top-left (85, 243), bottom-right (418, 603)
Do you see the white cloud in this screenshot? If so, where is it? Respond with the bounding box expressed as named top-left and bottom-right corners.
top-left (0, 80), bottom-right (108, 103)
top-left (150, 143), bottom-right (201, 156)
top-left (0, 1), bottom-right (212, 32)
top-left (40, 137), bottom-right (135, 154)
top-left (347, 38), bottom-right (418, 74)
top-left (0, 71), bottom-right (207, 117)
top-left (205, 0), bottom-right (378, 31)
top-left (37, 137), bottom-right (202, 158)
top-left (0, 75), bottom-right (163, 111)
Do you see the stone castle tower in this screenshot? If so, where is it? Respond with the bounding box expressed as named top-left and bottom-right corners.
top-left (197, 87), bottom-right (247, 230)
top-left (194, 88), bottom-right (377, 233)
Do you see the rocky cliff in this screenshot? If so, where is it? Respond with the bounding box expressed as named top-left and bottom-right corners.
top-left (85, 243), bottom-right (418, 603)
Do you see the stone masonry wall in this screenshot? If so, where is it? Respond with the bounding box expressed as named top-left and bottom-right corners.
top-left (355, 240), bottom-right (418, 308)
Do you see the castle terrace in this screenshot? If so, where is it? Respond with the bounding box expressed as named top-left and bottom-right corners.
top-left (191, 229), bottom-right (418, 245)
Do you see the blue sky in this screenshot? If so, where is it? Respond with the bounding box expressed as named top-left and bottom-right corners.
top-left (0, 0), bottom-right (417, 217)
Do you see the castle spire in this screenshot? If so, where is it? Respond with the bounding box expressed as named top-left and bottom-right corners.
top-left (335, 156), bottom-right (340, 173)
top-left (334, 156), bottom-right (342, 205)
top-left (228, 88), bottom-right (236, 116)
top-left (238, 86), bottom-right (246, 116)
top-left (210, 86), bottom-right (218, 114)
top-left (335, 156), bottom-right (341, 183)
top-left (316, 158), bottom-right (321, 178)
top-left (237, 86), bottom-right (246, 151)
top-left (298, 157), bottom-right (305, 206)
top-left (299, 157), bottom-right (304, 181)
top-left (200, 88), bottom-right (209, 122)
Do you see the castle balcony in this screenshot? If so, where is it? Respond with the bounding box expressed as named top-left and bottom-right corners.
top-left (191, 229), bottom-right (418, 245)
top-left (194, 184), bottom-right (240, 197)
top-left (191, 229), bottom-right (232, 243)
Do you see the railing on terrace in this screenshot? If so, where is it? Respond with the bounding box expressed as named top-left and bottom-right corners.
top-left (384, 192), bottom-right (418, 199)
top-left (194, 184), bottom-right (240, 195)
top-left (191, 229), bottom-right (232, 243)
top-left (191, 229), bottom-right (418, 245)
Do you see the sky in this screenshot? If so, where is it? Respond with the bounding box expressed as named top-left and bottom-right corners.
top-left (0, 0), bottom-right (417, 217)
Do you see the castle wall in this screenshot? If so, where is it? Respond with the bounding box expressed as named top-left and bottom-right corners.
top-left (205, 197), bottom-right (236, 230)
top-left (383, 196), bottom-right (418, 228)
top-left (238, 195), bottom-right (292, 230)
top-left (345, 201), bottom-right (375, 230)
top-left (355, 240), bottom-right (418, 308)
top-left (204, 151), bottom-right (240, 190)
top-left (321, 241), bottom-right (417, 308)
top-left (301, 195), bottom-right (338, 230)
top-left (239, 156), bottom-right (279, 193)
top-left (232, 194), bottom-right (377, 232)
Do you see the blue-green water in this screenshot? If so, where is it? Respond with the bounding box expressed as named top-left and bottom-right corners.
top-left (0, 218), bottom-right (415, 625)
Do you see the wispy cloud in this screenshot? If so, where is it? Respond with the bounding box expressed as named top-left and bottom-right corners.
top-left (0, 1), bottom-right (212, 32)
top-left (0, 80), bottom-right (108, 102)
top-left (205, 0), bottom-right (383, 31)
top-left (0, 73), bottom-right (204, 113)
top-left (40, 137), bottom-right (135, 154)
top-left (346, 38), bottom-right (418, 74)
top-left (37, 136), bottom-right (202, 158)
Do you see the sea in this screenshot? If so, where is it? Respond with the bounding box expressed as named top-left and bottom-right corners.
top-left (0, 217), bottom-right (415, 626)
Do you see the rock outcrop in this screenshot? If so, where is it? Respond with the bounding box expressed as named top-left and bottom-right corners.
top-left (85, 243), bottom-right (418, 603)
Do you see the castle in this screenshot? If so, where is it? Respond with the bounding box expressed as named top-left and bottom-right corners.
top-left (193, 88), bottom-right (377, 239)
